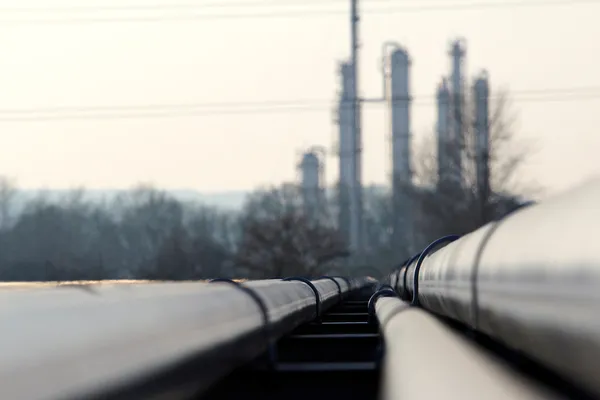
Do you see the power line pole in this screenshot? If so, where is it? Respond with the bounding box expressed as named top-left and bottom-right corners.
top-left (349, 0), bottom-right (364, 263)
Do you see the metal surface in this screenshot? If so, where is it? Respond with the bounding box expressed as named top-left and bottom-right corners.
top-left (350, 0), bottom-right (364, 259)
top-left (436, 78), bottom-right (450, 182)
top-left (347, 276), bottom-right (372, 291)
top-left (0, 277), bottom-right (366, 400)
top-left (474, 70), bottom-right (490, 219)
top-left (390, 46), bottom-right (413, 253)
top-left (411, 234), bottom-right (460, 306)
top-left (375, 297), bottom-right (554, 400)
top-left (475, 179), bottom-right (600, 396)
top-left (448, 38), bottom-right (465, 186)
top-left (390, 47), bottom-right (411, 184)
top-left (298, 149), bottom-right (325, 220)
top-left (203, 284), bottom-right (380, 400)
top-left (399, 255), bottom-right (418, 301)
top-left (391, 178), bottom-right (600, 396)
top-left (416, 224), bottom-right (496, 325)
top-left (337, 61), bottom-right (355, 250)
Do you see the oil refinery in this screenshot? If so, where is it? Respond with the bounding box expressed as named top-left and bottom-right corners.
top-left (294, 37), bottom-right (490, 263)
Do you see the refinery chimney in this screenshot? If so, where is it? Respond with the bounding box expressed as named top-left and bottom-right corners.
top-left (436, 78), bottom-right (451, 186)
top-left (337, 62), bottom-right (356, 250)
top-left (449, 38), bottom-right (466, 186)
top-left (474, 71), bottom-right (490, 220)
top-left (389, 47), bottom-right (413, 252)
top-left (299, 148), bottom-right (325, 221)
top-left (336, 61), bottom-right (363, 258)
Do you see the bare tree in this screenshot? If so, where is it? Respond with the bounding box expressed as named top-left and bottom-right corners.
top-left (235, 183), bottom-right (348, 278)
top-left (411, 89), bottom-right (537, 239)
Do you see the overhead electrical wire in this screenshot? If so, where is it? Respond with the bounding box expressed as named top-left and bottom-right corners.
top-left (0, 105), bottom-right (330, 122)
top-left (1, 86), bottom-right (600, 122)
top-left (0, 0), bottom-right (597, 24)
top-left (0, 99), bottom-right (332, 114)
top-left (0, 0), bottom-right (391, 12)
top-left (0, 0), bottom-right (595, 12)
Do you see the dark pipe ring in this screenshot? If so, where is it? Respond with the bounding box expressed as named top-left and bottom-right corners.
top-left (367, 287), bottom-right (397, 318)
top-left (282, 277), bottom-right (321, 319)
top-left (209, 278), bottom-right (276, 367)
top-left (318, 276), bottom-right (343, 304)
top-left (411, 235), bottom-right (460, 307)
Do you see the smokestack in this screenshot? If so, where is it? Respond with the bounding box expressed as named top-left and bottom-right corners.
top-left (390, 46), bottom-right (413, 253)
top-left (390, 47), bottom-right (411, 183)
top-left (299, 149), bottom-right (324, 221)
top-left (449, 38), bottom-right (466, 186)
top-left (474, 71), bottom-right (490, 220)
top-left (337, 62), bottom-right (356, 250)
top-left (436, 78), bottom-right (450, 185)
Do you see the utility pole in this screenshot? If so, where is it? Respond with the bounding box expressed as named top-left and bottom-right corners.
top-left (349, 0), bottom-right (363, 263)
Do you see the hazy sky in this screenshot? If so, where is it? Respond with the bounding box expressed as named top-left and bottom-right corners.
top-left (0, 0), bottom-right (599, 198)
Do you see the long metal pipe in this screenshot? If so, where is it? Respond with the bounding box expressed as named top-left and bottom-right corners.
top-left (392, 177), bottom-right (600, 396)
top-left (375, 297), bottom-right (554, 399)
top-left (0, 277), bottom-right (368, 400)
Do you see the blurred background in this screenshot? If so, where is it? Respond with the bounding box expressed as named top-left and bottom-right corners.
top-left (0, 0), bottom-right (598, 281)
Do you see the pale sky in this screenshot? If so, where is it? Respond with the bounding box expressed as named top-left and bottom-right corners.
top-left (0, 0), bottom-right (599, 198)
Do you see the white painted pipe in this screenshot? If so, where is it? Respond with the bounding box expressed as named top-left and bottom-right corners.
top-left (394, 178), bottom-right (600, 396)
top-left (0, 277), bottom-right (367, 399)
top-left (375, 297), bottom-right (555, 400)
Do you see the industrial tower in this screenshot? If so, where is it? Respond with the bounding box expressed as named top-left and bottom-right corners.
top-left (337, 62), bottom-right (361, 252)
top-left (474, 71), bottom-right (490, 220)
top-left (448, 39), bottom-right (466, 187)
top-left (332, 0), bottom-right (365, 261)
top-left (298, 147), bottom-right (326, 222)
top-left (389, 47), bottom-right (413, 252)
top-left (436, 78), bottom-right (451, 185)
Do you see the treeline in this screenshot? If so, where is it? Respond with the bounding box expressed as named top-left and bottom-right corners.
top-left (0, 182), bottom-right (359, 281)
top-left (0, 176), bottom-right (528, 282)
top-left (0, 185), bottom-right (231, 281)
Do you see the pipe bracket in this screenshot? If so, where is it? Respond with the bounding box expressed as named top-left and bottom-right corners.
top-left (367, 286), bottom-right (397, 320)
top-left (209, 278), bottom-right (276, 367)
top-left (282, 277), bottom-right (321, 320)
top-left (318, 276), bottom-right (343, 304)
top-left (411, 235), bottom-right (460, 307)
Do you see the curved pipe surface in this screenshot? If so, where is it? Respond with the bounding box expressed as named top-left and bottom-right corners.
top-left (375, 297), bottom-right (555, 400)
top-left (386, 178), bottom-right (600, 396)
top-left (475, 179), bottom-right (600, 395)
top-left (0, 277), bottom-right (367, 400)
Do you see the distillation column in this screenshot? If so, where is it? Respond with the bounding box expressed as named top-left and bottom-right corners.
top-left (474, 71), bottom-right (490, 221)
top-left (389, 47), bottom-right (413, 253)
top-left (449, 39), bottom-right (466, 187)
top-left (299, 150), bottom-right (323, 221)
top-left (436, 78), bottom-right (451, 186)
top-left (338, 62), bottom-right (355, 249)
